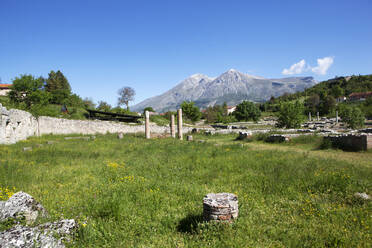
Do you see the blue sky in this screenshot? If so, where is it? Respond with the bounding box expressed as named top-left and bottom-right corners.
top-left (1, 0), bottom-right (371, 106)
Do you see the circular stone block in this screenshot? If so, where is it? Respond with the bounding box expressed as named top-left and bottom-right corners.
top-left (203, 193), bottom-right (238, 221)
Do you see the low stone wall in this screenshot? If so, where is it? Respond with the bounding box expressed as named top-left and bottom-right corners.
top-left (0, 104), bottom-right (197, 144)
top-left (38, 116), bottom-right (171, 136)
top-left (324, 134), bottom-right (372, 151)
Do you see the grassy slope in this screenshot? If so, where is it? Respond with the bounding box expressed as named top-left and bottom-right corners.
top-left (0, 134), bottom-right (371, 247)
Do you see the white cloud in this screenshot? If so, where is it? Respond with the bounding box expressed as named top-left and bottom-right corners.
top-left (311, 56), bottom-right (334, 75)
top-left (282, 59), bottom-right (307, 75)
top-left (282, 56), bottom-right (334, 76)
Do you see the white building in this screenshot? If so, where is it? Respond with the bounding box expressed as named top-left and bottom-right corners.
top-left (0, 84), bottom-right (12, 96)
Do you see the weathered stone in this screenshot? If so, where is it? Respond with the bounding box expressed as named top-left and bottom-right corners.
top-left (324, 134), bottom-right (372, 151)
top-left (354, 192), bottom-right (371, 200)
top-left (203, 193), bottom-right (238, 222)
top-left (0, 192), bottom-right (48, 224)
top-left (236, 131), bottom-right (252, 140)
top-left (177, 109), bottom-right (183, 140)
top-left (117, 133), bottom-right (124, 139)
top-left (0, 105), bottom-right (38, 145)
top-left (0, 219), bottom-right (77, 248)
top-left (204, 131), bottom-right (215, 136)
top-left (22, 147), bottom-right (32, 152)
top-left (265, 135), bottom-right (289, 143)
top-left (187, 135), bottom-right (193, 141)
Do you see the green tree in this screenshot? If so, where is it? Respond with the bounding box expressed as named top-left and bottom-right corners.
top-left (222, 102), bottom-right (228, 116)
top-left (361, 96), bottom-right (372, 118)
top-left (331, 85), bottom-right (344, 98)
top-left (180, 101), bottom-right (201, 122)
top-left (97, 101), bottom-right (112, 112)
top-left (339, 105), bottom-right (365, 129)
top-left (320, 95), bottom-right (336, 115)
top-left (83, 97), bottom-right (96, 109)
top-left (45, 70), bottom-right (72, 104)
top-left (305, 94), bottom-right (320, 114)
top-left (276, 101), bottom-right (305, 128)
top-left (143, 107), bottom-right (155, 113)
top-left (233, 101), bottom-right (261, 122)
top-left (9, 74), bottom-right (50, 107)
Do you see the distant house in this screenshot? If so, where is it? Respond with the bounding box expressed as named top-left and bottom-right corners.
top-left (336, 96), bottom-right (347, 103)
top-left (348, 92), bottom-right (372, 101)
top-left (0, 84), bottom-right (12, 96)
top-left (227, 106), bottom-right (236, 114)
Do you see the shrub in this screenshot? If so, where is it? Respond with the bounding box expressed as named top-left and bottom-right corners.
top-left (233, 101), bottom-right (261, 122)
top-left (339, 105), bottom-right (365, 129)
top-left (276, 101), bottom-right (305, 128)
top-left (181, 101), bottom-right (201, 122)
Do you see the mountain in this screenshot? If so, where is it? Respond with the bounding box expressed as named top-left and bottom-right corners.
top-left (131, 69), bottom-right (317, 112)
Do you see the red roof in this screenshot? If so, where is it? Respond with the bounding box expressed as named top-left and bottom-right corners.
top-left (349, 91), bottom-right (372, 99)
top-left (0, 84), bottom-right (12, 88)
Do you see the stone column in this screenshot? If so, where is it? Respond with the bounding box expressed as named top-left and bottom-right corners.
top-left (177, 109), bottom-right (183, 140)
top-left (203, 193), bottom-right (238, 221)
top-left (170, 115), bottom-right (175, 138)
top-left (317, 112), bottom-right (320, 121)
top-left (336, 111), bottom-right (339, 124)
top-left (145, 111), bottom-right (150, 139)
top-left (308, 112), bottom-right (312, 122)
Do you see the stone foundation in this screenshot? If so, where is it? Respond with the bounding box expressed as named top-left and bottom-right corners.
top-left (324, 134), bottom-right (372, 151)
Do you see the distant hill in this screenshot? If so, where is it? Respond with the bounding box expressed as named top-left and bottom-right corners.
top-left (131, 69), bottom-right (317, 112)
top-left (274, 74), bottom-right (372, 102)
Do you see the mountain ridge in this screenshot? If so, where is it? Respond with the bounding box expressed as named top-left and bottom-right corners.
top-left (131, 69), bottom-right (317, 112)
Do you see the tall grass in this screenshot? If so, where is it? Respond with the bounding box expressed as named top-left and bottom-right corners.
top-left (0, 134), bottom-right (371, 247)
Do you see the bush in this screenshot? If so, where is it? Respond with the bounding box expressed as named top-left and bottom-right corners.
top-left (181, 101), bottom-right (201, 122)
top-left (233, 101), bottom-right (261, 122)
top-left (276, 101), bottom-right (305, 128)
top-left (339, 105), bottom-right (365, 129)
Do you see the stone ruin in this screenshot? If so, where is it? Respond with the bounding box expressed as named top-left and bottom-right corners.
top-left (203, 193), bottom-right (238, 222)
top-left (324, 134), bottom-right (372, 151)
top-left (0, 103), bottom-right (38, 144)
top-left (0, 192), bottom-right (77, 248)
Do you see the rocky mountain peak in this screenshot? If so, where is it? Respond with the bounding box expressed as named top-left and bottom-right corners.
top-left (131, 70), bottom-right (317, 112)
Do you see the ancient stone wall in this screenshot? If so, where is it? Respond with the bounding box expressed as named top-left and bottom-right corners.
top-left (37, 116), bottom-right (181, 136)
top-left (0, 104), bottom-right (195, 144)
top-left (324, 134), bottom-right (372, 151)
top-left (0, 104), bottom-right (38, 144)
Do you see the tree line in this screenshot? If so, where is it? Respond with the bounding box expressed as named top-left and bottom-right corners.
top-left (3, 71), bottom-right (136, 118)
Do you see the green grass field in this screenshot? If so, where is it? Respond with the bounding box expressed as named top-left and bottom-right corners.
top-left (0, 133), bottom-right (371, 247)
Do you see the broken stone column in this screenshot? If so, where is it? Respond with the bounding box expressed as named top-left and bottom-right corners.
top-left (170, 115), bottom-right (175, 138)
top-left (177, 109), bottom-right (183, 140)
top-left (336, 111), bottom-right (339, 124)
top-left (145, 110), bottom-right (150, 139)
top-left (203, 193), bottom-right (238, 221)
top-left (117, 133), bottom-right (124, 139)
top-left (317, 112), bottom-right (320, 121)
top-left (308, 112), bottom-right (312, 121)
